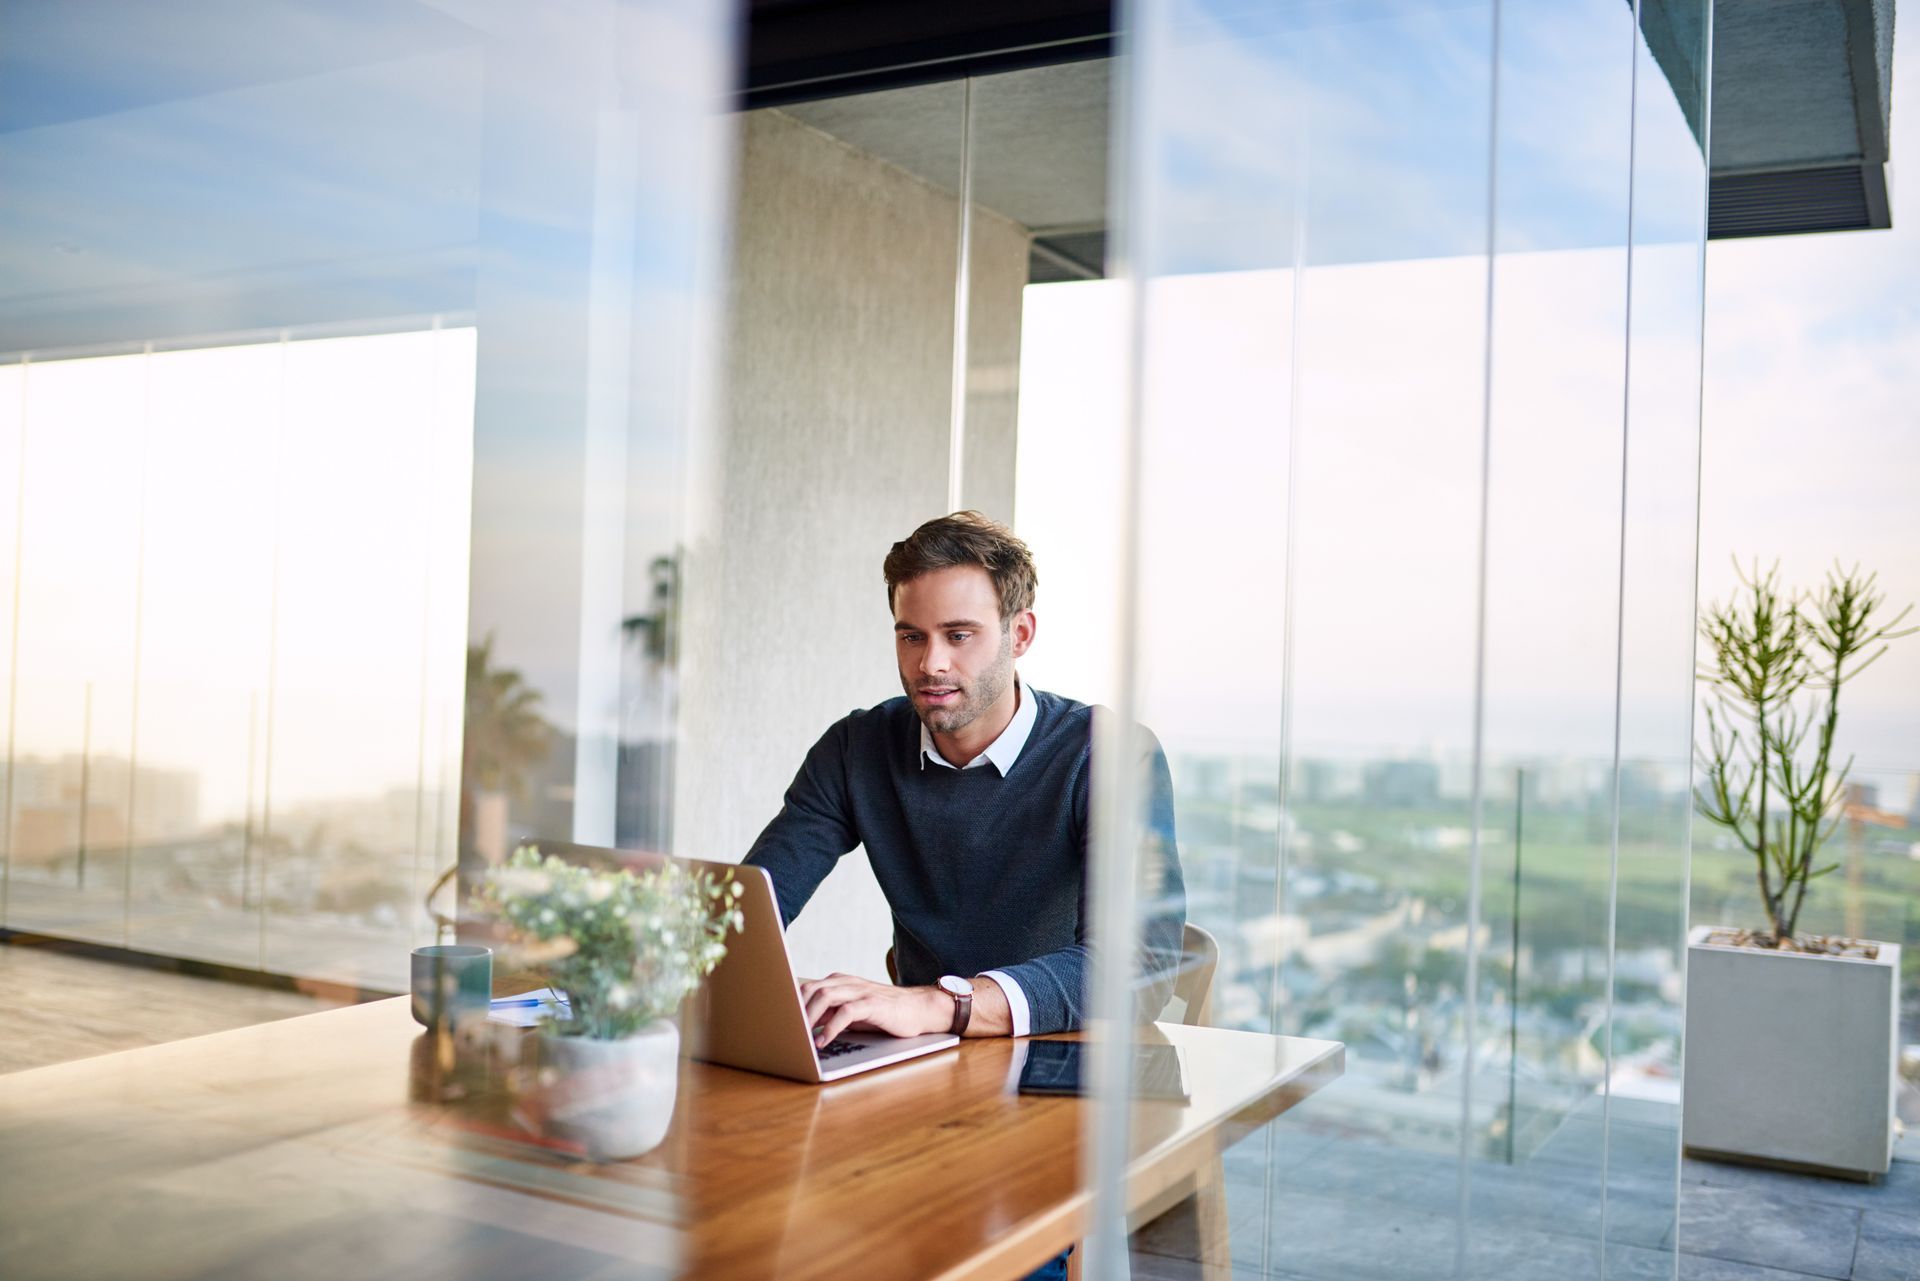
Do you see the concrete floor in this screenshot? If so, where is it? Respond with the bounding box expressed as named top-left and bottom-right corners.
top-left (1675, 1157), bottom-right (1920, 1281)
top-left (0, 939), bottom-right (354, 1075)
top-left (1132, 1103), bottom-right (1920, 1280)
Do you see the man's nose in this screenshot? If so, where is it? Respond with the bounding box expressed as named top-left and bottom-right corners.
top-left (920, 640), bottom-right (950, 675)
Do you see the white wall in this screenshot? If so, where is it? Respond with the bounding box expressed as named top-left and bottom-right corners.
top-left (675, 109), bottom-right (1029, 981)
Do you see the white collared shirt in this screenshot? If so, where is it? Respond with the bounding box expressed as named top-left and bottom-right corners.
top-left (916, 676), bottom-right (1037, 1036)
top-left (918, 673), bottom-right (1040, 775)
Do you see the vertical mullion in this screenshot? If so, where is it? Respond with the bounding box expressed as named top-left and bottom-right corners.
top-left (2, 357), bottom-right (31, 927)
top-left (124, 343), bottom-right (155, 947)
top-left (259, 332), bottom-right (289, 972)
top-left (946, 78), bottom-right (975, 515)
top-left (1600, 3), bottom-right (1646, 1271)
top-left (1458, 0), bottom-right (1506, 1274)
top-left (1670, 0), bottom-right (1716, 1266)
top-left (1084, 3), bottom-right (1156, 1274)
top-left (1262, 92), bottom-right (1313, 1281)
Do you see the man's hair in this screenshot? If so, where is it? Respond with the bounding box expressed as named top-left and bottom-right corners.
top-left (883, 511), bottom-right (1038, 623)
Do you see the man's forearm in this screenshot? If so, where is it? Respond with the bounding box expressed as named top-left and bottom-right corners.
top-left (963, 975), bottom-right (1012, 1037)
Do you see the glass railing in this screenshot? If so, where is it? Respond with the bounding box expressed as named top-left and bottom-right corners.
top-left (1167, 744), bottom-right (1690, 1160)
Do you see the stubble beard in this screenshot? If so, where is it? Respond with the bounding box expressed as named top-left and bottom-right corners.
top-left (908, 628), bottom-right (1014, 735)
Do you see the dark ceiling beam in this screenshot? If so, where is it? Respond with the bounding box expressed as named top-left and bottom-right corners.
top-left (742, 0), bottom-right (1111, 109)
top-left (1705, 0), bottom-right (1895, 237)
top-left (743, 0), bottom-right (1898, 238)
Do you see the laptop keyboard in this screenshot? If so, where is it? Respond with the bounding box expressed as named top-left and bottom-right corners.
top-left (817, 1038), bottom-right (865, 1060)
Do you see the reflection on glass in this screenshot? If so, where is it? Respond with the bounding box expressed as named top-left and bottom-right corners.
top-left (3, 0), bottom-right (737, 1009)
top-left (1036, 0), bottom-right (1715, 1274)
top-left (3, 5), bottom-right (736, 1278)
top-left (0, 329), bottom-right (473, 989)
top-left (127, 342), bottom-right (281, 968)
top-left (265, 329), bottom-right (474, 987)
top-left (5, 353), bottom-right (147, 947)
top-left (676, 80), bottom-right (981, 986)
top-left (1473, 0), bottom-right (1635, 1264)
top-left (1610, 1), bottom-right (1712, 1273)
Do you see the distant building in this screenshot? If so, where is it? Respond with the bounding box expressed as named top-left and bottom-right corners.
top-left (1363, 759), bottom-right (1440, 810)
top-left (5, 754), bottom-right (199, 865)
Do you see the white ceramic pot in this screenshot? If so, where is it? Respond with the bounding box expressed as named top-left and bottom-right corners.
top-left (538, 1021), bottom-right (681, 1162)
top-left (1683, 925), bottom-right (1900, 1178)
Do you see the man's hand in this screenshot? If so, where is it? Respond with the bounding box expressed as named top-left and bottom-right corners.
top-left (797, 973), bottom-right (1013, 1046)
top-left (798, 973), bottom-right (947, 1047)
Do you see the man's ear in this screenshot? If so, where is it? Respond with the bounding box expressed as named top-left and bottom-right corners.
top-left (1010, 610), bottom-right (1038, 659)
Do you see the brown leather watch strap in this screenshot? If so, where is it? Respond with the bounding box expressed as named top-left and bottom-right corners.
top-left (947, 984), bottom-right (973, 1037)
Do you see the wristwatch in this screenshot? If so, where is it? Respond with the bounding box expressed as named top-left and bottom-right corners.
top-left (937, 975), bottom-right (973, 1036)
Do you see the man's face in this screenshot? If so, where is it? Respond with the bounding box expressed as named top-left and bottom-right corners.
top-left (892, 565), bottom-right (1033, 734)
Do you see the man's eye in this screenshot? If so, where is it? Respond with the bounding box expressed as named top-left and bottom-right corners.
top-left (949, 633), bottom-right (971, 644)
top-left (901, 634), bottom-right (922, 644)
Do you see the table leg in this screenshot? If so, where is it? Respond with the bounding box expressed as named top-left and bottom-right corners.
top-left (1190, 1154), bottom-right (1232, 1280)
top-left (1127, 1152), bottom-right (1233, 1280)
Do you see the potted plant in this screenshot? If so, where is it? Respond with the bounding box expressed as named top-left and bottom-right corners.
top-left (479, 843), bottom-right (742, 1161)
top-left (1686, 562), bottom-right (1914, 1178)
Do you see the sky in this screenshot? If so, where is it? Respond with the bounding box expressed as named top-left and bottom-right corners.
top-left (3, 2), bottom-right (1913, 836)
top-left (0, 329), bottom-right (475, 826)
top-left (1016, 251), bottom-right (1692, 770)
top-left (1697, 31), bottom-right (1920, 779)
top-left (1017, 10), bottom-right (1919, 790)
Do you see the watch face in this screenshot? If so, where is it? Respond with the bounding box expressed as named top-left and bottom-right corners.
top-left (939, 976), bottom-right (971, 997)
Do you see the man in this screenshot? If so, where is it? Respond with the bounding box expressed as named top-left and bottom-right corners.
top-left (744, 510), bottom-right (1186, 1054)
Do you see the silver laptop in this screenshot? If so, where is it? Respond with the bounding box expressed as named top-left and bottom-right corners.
top-left (542, 843), bottom-right (958, 1083)
top-left (691, 861), bottom-right (959, 1082)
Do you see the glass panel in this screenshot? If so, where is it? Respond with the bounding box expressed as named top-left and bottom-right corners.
top-left (459, 1), bottom-right (737, 900)
top-left (0, 359), bottom-right (18, 926)
top-left (124, 342), bottom-right (279, 968)
top-left (1098, 1), bottom-right (1502, 1274)
top-left (1694, 32), bottom-right (1920, 1166)
top-left (265, 328), bottom-right (474, 989)
top-left (4, 353), bottom-right (145, 946)
top-left (958, 63), bottom-right (1113, 527)
top-left (1, 1), bottom-right (735, 1004)
top-left (1094, 1), bottom-right (1711, 1277)
top-left (674, 81), bottom-right (973, 986)
top-left (1611, 0), bottom-right (1710, 1272)
top-left (0, 327), bottom-right (476, 984)
top-left (1472, 0), bottom-right (1636, 1271)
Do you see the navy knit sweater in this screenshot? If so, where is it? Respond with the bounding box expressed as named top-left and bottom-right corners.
top-left (744, 687), bottom-right (1186, 1034)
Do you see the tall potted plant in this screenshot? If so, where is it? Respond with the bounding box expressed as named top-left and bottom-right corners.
top-left (480, 844), bottom-right (742, 1161)
top-left (1686, 563), bottom-right (1914, 1178)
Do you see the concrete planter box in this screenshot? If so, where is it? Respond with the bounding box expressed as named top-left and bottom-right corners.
top-left (1683, 925), bottom-right (1900, 1179)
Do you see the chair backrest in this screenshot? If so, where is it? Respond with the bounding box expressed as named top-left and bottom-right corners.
top-left (885, 946), bottom-right (900, 986)
top-left (1173, 922), bottom-right (1219, 1027)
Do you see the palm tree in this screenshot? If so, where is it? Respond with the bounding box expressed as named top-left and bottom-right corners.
top-left (463, 634), bottom-right (553, 800)
top-left (452, 635), bottom-right (554, 893)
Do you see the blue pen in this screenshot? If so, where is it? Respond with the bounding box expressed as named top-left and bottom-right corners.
top-left (490, 996), bottom-right (568, 1008)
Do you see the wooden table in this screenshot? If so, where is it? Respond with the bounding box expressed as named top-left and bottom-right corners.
top-left (0, 997), bottom-right (1340, 1280)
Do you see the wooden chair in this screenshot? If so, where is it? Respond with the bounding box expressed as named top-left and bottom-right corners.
top-left (1171, 922), bottom-right (1219, 1028)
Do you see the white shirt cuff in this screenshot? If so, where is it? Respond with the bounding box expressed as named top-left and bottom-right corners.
top-left (980, 970), bottom-right (1031, 1038)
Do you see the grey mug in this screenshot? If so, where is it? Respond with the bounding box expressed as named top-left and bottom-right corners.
top-left (411, 944), bottom-right (492, 1028)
